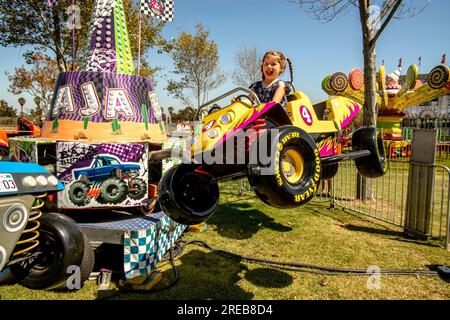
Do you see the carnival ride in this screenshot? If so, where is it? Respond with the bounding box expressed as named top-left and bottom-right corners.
top-left (0, 161), bottom-right (90, 290)
top-left (322, 55), bottom-right (450, 156)
top-left (0, 0), bottom-right (185, 290)
top-left (158, 78), bottom-right (388, 225)
top-left (0, 116), bottom-right (41, 155)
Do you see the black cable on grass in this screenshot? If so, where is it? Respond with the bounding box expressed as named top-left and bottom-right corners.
top-left (180, 239), bottom-right (439, 277)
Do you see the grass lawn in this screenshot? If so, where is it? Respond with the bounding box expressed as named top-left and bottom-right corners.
top-left (0, 181), bottom-right (449, 300)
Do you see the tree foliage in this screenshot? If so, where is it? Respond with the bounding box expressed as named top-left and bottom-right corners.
top-left (0, 0), bottom-right (169, 75)
top-left (232, 44), bottom-right (261, 87)
top-left (166, 23), bottom-right (226, 108)
top-left (0, 100), bottom-right (17, 117)
top-left (6, 54), bottom-right (59, 111)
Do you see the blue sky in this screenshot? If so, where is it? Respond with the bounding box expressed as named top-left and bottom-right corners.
top-left (0, 0), bottom-right (449, 113)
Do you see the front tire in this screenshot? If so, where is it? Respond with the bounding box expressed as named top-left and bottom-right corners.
top-left (10, 212), bottom-right (85, 290)
top-left (247, 126), bottom-right (321, 208)
top-left (158, 165), bottom-right (219, 225)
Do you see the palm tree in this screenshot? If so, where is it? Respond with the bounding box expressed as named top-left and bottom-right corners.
top-left (18, 97), bottom-right (26, 116)
top-left (168, 106), bottom-right (174, 123)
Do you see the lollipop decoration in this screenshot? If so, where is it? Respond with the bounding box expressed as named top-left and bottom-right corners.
top-left (349, 68), bottom-right (364, 91)
top-left (322, 75), bottom-right (334, 95)
top-left (427, 65), bottom-right (450, 89)
top-left (329, 72), bottom-right (348, 93)
top-left (321, 55), bottom-right (450, 141)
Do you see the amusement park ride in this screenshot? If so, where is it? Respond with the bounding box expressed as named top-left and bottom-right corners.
top-left (0, 0), bottom-right (184, 290)
top-left (322, 55), bottom-right (450, 143)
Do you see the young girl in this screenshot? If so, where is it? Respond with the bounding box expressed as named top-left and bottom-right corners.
top-left (249, 50), bottom-right (292, 106)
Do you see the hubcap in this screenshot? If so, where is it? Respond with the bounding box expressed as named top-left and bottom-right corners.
top-left (281, 148), bottom-right (304, 184)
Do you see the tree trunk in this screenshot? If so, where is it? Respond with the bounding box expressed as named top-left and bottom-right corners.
top-left (51, 9), bottom-right (67, 72)
top-left (357, 1), bottom-right (377, 200)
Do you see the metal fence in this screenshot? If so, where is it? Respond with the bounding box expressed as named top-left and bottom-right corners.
top-left (233, 134), bottom-right (450, 250)
top-left (330, 158), bottom-right (450, 249)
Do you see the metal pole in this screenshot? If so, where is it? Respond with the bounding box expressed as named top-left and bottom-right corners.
top-left (137, 10), bottom-right (142, 76)
top-left (446, 170), bottom-right (450, 250)
top-left (72, 0), bottom-right (75, 71)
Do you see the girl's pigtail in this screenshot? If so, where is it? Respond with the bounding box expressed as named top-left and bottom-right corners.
top-left (286, 57), bottom-right (294, 84)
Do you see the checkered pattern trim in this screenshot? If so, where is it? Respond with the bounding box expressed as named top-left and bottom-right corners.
top-left (123, 212), bottom-right (186, 279)
top-left (48, 0), bottom-right (59, 7)
top-left (140, 0), bottom-right (174, 22)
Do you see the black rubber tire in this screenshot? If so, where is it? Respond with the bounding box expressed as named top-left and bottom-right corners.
top-left (53, 234), bottom-right (95, 290)
top-left (321, 162), bottom-right (339, 180)
top-left (128, 178), bottom-right (147, 200)
top-left (77, 235), bottom-right (94, 289)
top-left (158, 164), bottom-right (219, 225)
top-left (247, 126), bottom-right (321, 208)
top-left (0, 267), bottom-right (16, 285)
top-left (10, 212), bottom-right (85, 290)
top-left (352, 126), bottom-right (388, 178)
top-left (99, 177), bottom-right (128, 204)
top-left (68, 181), bottom-right (90, 206)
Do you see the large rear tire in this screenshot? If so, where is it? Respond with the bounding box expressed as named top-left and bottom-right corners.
top-left (247, 126), bottom-right (321, 208)
top-left (158, 165), bottom-right (219, 225)
top-left (10, 212), bottom-right (85, 290)
top-left (352, 126), bottom-right (388, 178)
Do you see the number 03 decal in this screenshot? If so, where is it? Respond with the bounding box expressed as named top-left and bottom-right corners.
top-left (300, 106), bottom-right (313, 126)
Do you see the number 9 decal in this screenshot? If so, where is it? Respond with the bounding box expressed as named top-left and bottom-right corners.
top-left (300, 106), bottom-right (313, 126)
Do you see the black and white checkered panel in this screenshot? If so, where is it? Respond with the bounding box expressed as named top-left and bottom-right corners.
top-left (140, 0), bottom-right (174, 22)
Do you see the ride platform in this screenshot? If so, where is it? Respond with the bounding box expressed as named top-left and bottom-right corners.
top-left (73, 210), bottom-right (186, 280)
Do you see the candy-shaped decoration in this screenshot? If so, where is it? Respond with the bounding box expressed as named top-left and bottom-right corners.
top-left (321, 75), bottom-right (334, 95)
top-left (405, 64), bottom-right (418, 90)
top-left (378, 65), bottom-right (388, 108)
top-left (330, 72), bottom-right (348, 93)
top-left (349, 68), bottom-right (364, 91)
top-left (427, 64), bottom-right (450, 89)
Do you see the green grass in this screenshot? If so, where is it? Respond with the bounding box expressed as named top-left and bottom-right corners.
top-left (1, 180), bottom-right (449, 300)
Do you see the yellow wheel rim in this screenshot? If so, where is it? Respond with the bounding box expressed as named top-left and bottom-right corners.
top-left (281, 148), bottom-right (304, 184)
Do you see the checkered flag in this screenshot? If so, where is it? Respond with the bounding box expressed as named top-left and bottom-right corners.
top-left (140, 0), bottom-right (174, 22)
top-left (47, 0), bottom-right (59, 7)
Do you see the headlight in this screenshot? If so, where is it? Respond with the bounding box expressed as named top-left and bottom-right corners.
top-left (220, 113), bottom-right (232, 124)
top-left (23, 176), bottom-right (37, 188)
top-left (208, 129), bottom-right (218, 139)
top-left (202, 120), bottom-right (216, 132)
top-left (36, 175), bottom-right (48, 187)
top-left (47, 175), bottom-right (59, 187)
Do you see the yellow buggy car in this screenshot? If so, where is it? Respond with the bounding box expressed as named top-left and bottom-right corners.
top-left (158, 84), bottom-right (387, 225)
